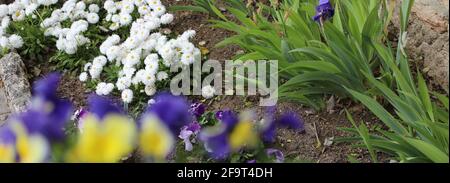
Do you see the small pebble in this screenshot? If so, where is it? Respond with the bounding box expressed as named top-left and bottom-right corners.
top-left (162, 28), bottom-right (172, 35)
top-left (199, 41), bottom-right (207, 46)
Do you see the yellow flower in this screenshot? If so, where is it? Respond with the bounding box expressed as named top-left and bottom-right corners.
top-left (0, 143), bottom-right (15, 163)
top-left (67, 114), bottom-right (137, 163)
top-left (12, 123), bottom-right (49, 163)
top-left (228, 121), bottom-right (258, 151)
top-left (139, 115), bottom-right (174, 160)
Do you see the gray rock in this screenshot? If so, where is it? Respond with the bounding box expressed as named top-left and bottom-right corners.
top-left (392, 0), bottom-right (449, 92)
top-left (0, 53), bottom-right (31, 123)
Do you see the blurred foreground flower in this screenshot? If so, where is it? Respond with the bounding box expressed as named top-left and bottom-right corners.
top-left (16, 73), bottom-right (72, 141)
top-left (200, 110), bottom-right (258, 159)
top-left (261, 109), bottom-right (305, 143)
top-left (66, 95), bottom-right (136, 163)
top-left (139, 93), bottom-right (191, 161)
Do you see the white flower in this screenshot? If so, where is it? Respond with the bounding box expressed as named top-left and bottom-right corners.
top-left (160, 13), bottom-right (174, 24)
top-left (104, 0), bottom-right (117, 13)
top-left (121, 89), bottom-right (133, 103)
top-left (121, 2), bottom-right (134, 14)
top-left (89, 64), bottom-right (103, 79)
top-left (79, 72), bottom-right (88, 82)
top-left (111, 14), bottom-right (120, 23)
top-left (202, 85), bottom-right (216, 99)
top-left (116, 77), bottom-right (131, 91)
top-left (144, 85), bottom-right (156, 96)
top-left (157, 71), bottom-right (168, 81)
top-left (88, 4), bottom-right (100, 13)
top-left (109, 22), bottom-right (120, 30)
top-left (25, 3), bottom-right (38, 16)
top-left (93, 56), bottom-right (108, 67)
top-left (138, 5), bottom-right (150, 15)
top-left (11, 10), bottom-right (25, 21)
top-left (180, 52), bottom-right (195, 65)
top-left (8, 34), bottom-right (23, 48)
top-left (0, 36), bottom-right (10, 48)
top-left (95, 82), bottom-right (107, 95)
top-left (1, 17), bottom-right (10, 29)
top-left (0, 5), bottom-right (8, 18)
top-left (119, 13), bottom-right (132, 26)
top-left (87, 13), bottom-right (99, 24)
top-left (123, 50), bottom-right (140, 68)
top-left (75, 1), bottom-right (86, 11)
top-left (141, 71), bottom-right (156, 86)
top-left (148, 0), bottom-right (162, 7)
top-left (151, 5), bottom-right (166, 17)
top-left (96, 82), bottom-right (115, 95)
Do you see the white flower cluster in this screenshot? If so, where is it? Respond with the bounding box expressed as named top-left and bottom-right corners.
top-left (1, 0), bottom-right (58, 50)
top-left (77, 0), bottom-right (200, 104)
top-left (41, 0), bottom-right (101, 54)
top-left (102, 0), bottom-right (173, 31)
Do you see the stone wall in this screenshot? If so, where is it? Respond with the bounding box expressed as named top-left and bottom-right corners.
top-left (393, 0), bottom-right (449, 92)
top-left (0, 53), bottom-right (31, 126)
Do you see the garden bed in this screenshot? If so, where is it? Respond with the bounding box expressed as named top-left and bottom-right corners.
top-left (0, 0), bottom-right (448, 163)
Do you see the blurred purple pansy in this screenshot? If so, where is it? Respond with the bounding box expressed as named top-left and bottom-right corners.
top-left (87, 94), bottom-right (124, 120)
top-left (260, 107), bottom-right (305, 143)
top-left (16, 73), bottom-right (72, 141)
top-left (144, 92), bottom-right (192, 134)
top-left (199, 127), bottom-right (230, 159)
top-left (216, 110), bottom-right (239, 132)
top-left (0, 127), bottom-right (16, 145)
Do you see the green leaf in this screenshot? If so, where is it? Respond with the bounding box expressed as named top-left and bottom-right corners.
top-left (403, 137), bottom-right (449, 163)
top-left (347, 88), bottom-right (408, 135)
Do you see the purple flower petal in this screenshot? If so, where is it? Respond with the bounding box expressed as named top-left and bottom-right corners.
top-left (200, 128), bottom-right (230, 160)
top-left (278, 112), bottom-right (305, 132)
top-left (0, 127), bottom-right (16, 145)
top-left (313, 0), bottom-right (334, 23)
top-left (187, 122), bottom-right (201, 134)
top-left (190, 102), bottom-right (206, 118)
top-left (266, 148), bottom-right (284, 163)
top-left (88, 94), bottom-right (123, 120)
top-left (144, 92), bottom-right (191, 134)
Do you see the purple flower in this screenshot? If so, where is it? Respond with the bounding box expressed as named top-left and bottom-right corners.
top-left (261, 106), bottom-right (277, 143)
top-left (247, 159), bottom-right (257, 163)
top-left (179, 122), bottom-right (202, 151)
top-left (266, 148), bottom-right (284, 163)
top-left (0, 127), bottom-right (16, 145)
top-left (260, 108), bottom-right (305, 143)
top-left (72, 108), bottom-right (88, 133)
top-left (215, 110), bottom-right (224, 120)
top-left (217, 110), bottom-right (239, 132)
top-left (313, 0), bottom-right (334, 23)
top-left (187, 121), bottom-right (201, 133)
top-left (16, 73), bottom-right (72, 141)
top-left (88, 94), bottom-right (123, 120)
top-left (179, 128), bottom-right (194, 151)
top-left (190, 102), bottom-right (206, 118)
top-left (144, 93), bottom-right (191, 134)
top-left (199, 128), bottom-right (230, 159)
top-left (279, 112), bottom-right (305, 132)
